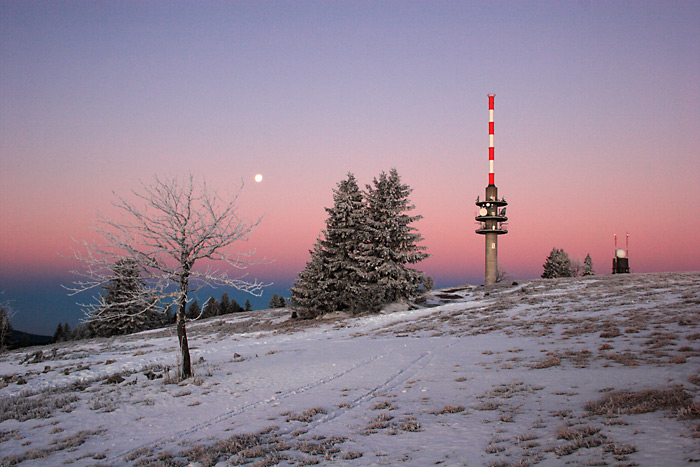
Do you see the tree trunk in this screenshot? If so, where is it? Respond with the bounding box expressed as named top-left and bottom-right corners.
top-left (177, 271), bottom-right (192, 379)
top-left (176, 313), bottom-right (192, 379)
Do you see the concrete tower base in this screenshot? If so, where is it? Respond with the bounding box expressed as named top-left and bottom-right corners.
top-left (485, 232), bottom-right (498, 285)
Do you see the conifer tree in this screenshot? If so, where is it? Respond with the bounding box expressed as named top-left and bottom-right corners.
top-left (582, 253), bottom-right (595, 276)
top-left (202, 297), bottom-right (220, 318)
top-left (186, 300), bottom-right (201, 320)
top-left (220, 293), bottom-right (232, 315)
top-left (89, 259), bottom-right (160, 337)
top-left (53, 323), bottom-right (65, 343)
top-left (364, 169), bottom-right (429, 302)
top-left (291, 240), bottom-right (332, 318)
top-left (292, 170), bottom-right (429, 318)
top-left (231, 298), bottom-right (244, 313)
top-left (542, 248), bottom-right (573, 279)
top-left (291, 173), bottom-right (370, 316)
top-left (245, 299), bottom-right (252, 311)
top-left (269, 293), bottom-right (281, 308)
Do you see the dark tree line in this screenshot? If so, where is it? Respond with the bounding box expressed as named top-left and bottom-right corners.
top-left (268, 293), bottom-right (287, 309)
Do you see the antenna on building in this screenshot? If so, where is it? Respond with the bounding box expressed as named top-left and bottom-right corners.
top-left (612, 233), bottom-right (630, 274)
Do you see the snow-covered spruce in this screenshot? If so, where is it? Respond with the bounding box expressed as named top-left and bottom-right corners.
top-left (291, 170), bottom-right (429, 318)
top-left (542, 247), bottom-right (574, 279)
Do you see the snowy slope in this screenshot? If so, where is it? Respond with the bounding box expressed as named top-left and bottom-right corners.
top-left (1, 272), bottom-right (698, 466)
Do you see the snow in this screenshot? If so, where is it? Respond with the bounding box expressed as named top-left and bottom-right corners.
top-left (1, 272), bottom-right (699, 466)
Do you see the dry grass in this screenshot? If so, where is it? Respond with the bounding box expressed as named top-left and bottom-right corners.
top-left (529, 354), bottom-right (561, 369)
top-left (585, 386), bottom-right (696, 418)
top-left (0, 390), bottom-right (78, 423)
top-left (175, 426), bottom-right (290, 467)
top-left (372, 400), bottom-right (397, 411)
top-left (283, 407), bottom-right (327, 423)
top-left (549, 425), bottom-right (607, 457)
top-left (0, 429), bottom-right (105, 467)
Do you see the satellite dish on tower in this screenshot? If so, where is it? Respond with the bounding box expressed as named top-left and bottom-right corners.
top-left (479, 208), bottom-right (488, 216)
top-left (615, 249), bottom-right (626, 259)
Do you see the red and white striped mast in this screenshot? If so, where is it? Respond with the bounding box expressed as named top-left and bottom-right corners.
top-left (475, 93), bottom-right (508, 285)
top-left (489, 93), bottom-right (495, 186)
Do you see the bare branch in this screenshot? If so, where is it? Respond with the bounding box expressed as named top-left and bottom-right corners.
top-left (67, 173), bottom-right (268, 376)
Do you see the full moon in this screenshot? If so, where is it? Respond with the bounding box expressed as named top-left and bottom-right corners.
top-left (254, 174), bottom-right (263, 183)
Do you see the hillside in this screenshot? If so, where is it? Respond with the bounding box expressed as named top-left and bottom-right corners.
top-left (1, 272), bottom-right (698, 466)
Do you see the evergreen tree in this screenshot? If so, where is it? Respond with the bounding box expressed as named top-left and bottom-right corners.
top-left (163, 305), bottom-right (176, 324)
top-left (322, 173), bottom-right (371, 312)
top-left (364, 169), bottom-right (429, 303)
top-left (53, 323), bottom-right (64, 343)
top-left (542, 248), bottom-right (573, 279)
top-left (186, 300), bottom-right (201, 320)
top-left (244, 299), bottom-right (252, 312)
top-left (220, 293), bottom-right (232, 315)
top-left (291, 174), bottom-right (369, 317)
top-left (202, 297), bottom-right (220, 318)
top-left (63, 322), bottom-right (72, 341)
top-left (291, 240), bottom-right (332, 318)
top-left (279, 296), bottom-right (286, 308)
top-left (268, 293), bottom-right (281, 308)
top-left (231, 298), bottom-right (244, 313)
top-left (292, 170), bottom-right (429, 318)
top-left (582, 254), bottom-right (595, 276)
top-left (88, 259), bottom-right (160, 337)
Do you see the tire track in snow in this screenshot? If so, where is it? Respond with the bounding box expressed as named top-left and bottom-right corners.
top-left (278, 337), bottom-right (458, 437)
top-left (107, 347), bottom-right (391, 462)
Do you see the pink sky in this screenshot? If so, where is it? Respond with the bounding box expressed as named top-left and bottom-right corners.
top-left (2, 1), bottom-right (699, 334)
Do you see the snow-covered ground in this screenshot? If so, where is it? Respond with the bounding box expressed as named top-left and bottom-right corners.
top-left (1, 272), bottom-right (698, 466)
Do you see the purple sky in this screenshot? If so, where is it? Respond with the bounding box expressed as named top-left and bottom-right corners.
top-left (2, 1), bottom-right (699, 335)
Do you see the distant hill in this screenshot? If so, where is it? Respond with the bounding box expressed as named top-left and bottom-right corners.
top-left (9, 329), bottom-right (53, 348)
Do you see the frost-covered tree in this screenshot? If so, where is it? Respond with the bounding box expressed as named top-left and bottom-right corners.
top-left (582, 254), bottom-right (595, 276)
top-left (292, 170), bottom-right (429, 318)
top-left (570, 259), bottom-right (582, 277)
top-left (68, 173), bottom-right (265, 379)
top-left (291, 240), bottom-right (332, 318)
top-left (291, 173), bottom-right (371, 317)
top-left (88, 258), bottom-right (160, 337)
top-left (364, 169), bottom-right (429, 303)
top-left (542, 248), bottom-right (573, 279)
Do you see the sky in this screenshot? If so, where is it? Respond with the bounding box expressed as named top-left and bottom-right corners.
top-left (1, 1), bottom-right (699, 335)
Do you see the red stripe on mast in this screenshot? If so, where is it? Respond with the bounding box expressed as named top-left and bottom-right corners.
top-left (488, 94), bottom-right (495, 185)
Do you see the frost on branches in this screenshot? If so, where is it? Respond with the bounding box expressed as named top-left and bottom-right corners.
top-left (291, 170), bottom-right (430, 319)
top-left (67, 173), bottom-right (265, 379)
top-left (88, 259), bottom-right (162, 337)
top-left (542, 247), bottom-right (574, 279)
top-left (582, 253), bottom-right (595, 276)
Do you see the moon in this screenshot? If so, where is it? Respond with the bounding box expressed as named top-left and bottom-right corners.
top-left (254, 174), bottom-right (263, 183)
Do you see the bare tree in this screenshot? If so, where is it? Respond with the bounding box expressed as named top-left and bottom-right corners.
top-left (495, 267), bottom-right (510, 283)
top-left (67, 173), bottom-right (265, 378)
